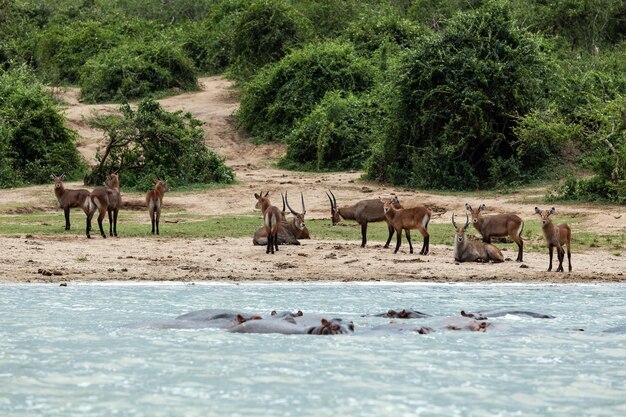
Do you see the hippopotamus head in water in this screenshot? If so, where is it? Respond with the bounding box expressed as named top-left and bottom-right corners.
top-left (445, 317), bottom-right (490, 332)
top-left (270, 310), bottom-right (304, 318)
top-left (307, 318), bottom-right (354, 335)
top-left (460, 310), bottom-right (488, 320)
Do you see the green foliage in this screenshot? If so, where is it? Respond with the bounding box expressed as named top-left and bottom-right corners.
top-left (280, 92), bottom-right (382, 170)
top-left (79, 40), bottom-right (198, 103)
top-left (367, 1), bottom-right (555, 190)
top-left (229, 0), bottom-right (313, 80)
top-left (87, 99), bottom-right (234, 190)
top-left (343, 10), bottom-right (425, 54)
top-left (0, 66), bottom-right (85, 187)
top-left (237, 41), bottom-right (376, 142)
top-left (408, 0), bottom-right (485, 30)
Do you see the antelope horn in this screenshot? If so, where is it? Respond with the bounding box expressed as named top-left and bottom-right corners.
top-left (264, 191), bottom-right (269, 197)
top-left (301, 192), bottom-right (306, 215)
top-left (329, 190), bottom-right (337, 208)
top-left (452, 213), bottom-right (458, 228)
top-left (285, 191), bottom-right (298, 215)
top-left (464, 213), bottom-right (470, 230)
top-left (326, 191), bottom-right (335, 210)
top-left (281, 193), bottom-right (286, 213)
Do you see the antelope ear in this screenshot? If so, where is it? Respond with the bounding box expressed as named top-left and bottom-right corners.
top-left (479, 204), bottom-right (486, 211)
top-left (50, 174), bottom-right (56, 179)
top-left (549, 207), bottom-right (556, 215)
top-left (254, 193), bottom-right (260, 199)
top-left (61, 173), bottom-right (66, 180)
top-left (465, 203), bottom-right (472, 211)
top-left (534, 207), bottom-right (542, 214)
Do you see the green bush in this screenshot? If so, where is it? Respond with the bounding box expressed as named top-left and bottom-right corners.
top-left (280, 91), bottom-right (382, 170)
top-left (0, 66), bottom-right (85, 187)
top-left (79, 40), bottom-right (198, 103)
top-left (86, 99), bottom-right (234, 190)
top-left (343, 11), bottom-right (425, 53)
top-left (366, 1), bottom-right (555, 190)
top-left (229, 0), bottom-right (313, 80)
top-left (237, 41), bottom-right (376, 142)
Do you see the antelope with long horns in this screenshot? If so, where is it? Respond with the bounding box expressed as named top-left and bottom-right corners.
top-left (465, 203), bottom-right (524, 262)
top-left (284, 191), bottom-right (309, 240)
top-left (326, 190), bottom-right (402, 248)
top-left (50, 174), bottom-right (91, 231)
top-left (382, 199), bottom-right (431, 255)
top-left (146, 178), bottom-right (169, 235)
top-left (254, 191), bottom-right (282, 254)
top-left (452, 214), bottom-right (504, 263)
top-left (535, 207), bottom-right (572, 272)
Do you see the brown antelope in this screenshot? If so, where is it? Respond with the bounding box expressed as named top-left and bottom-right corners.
top-left (535, 207), bottom-right (572, 272)
top-left (146, 179), bottom-right (169, 235)
top-left (465, 203), bottom-right (525, 262)
top-left (89, 187), bottom-right (109, 239)
top-left (254, 191), bottom-right (282, 254)
top-left (50, 174), bottom-right (91, 230)
top-left (326, 190), bottom-right (402, 248)
top-left (452, 213), bottom-right (504, 263)
top-left (104, 173), bottom-right (121, 237)
top-left (382, 199), bottom-right (431, 255)
top-left (253, 192), bottom-right (307, 246)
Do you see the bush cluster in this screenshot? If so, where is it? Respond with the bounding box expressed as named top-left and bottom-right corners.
top-left (86, 99), bottom-right (234, 190)
top-left (237, 41), bottom-right (376, 142)
top-left (0, 66), bottom-right (85, 187)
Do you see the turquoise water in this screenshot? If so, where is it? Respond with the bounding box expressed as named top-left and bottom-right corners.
top-left (1, 283), bottom-right (625, 417)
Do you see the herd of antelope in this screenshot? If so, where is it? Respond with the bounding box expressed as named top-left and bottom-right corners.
top-left (51, 175), bottom-right (572, 273)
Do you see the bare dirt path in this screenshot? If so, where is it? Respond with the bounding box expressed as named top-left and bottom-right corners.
top-left (1, 77), bottom-right (624, 283)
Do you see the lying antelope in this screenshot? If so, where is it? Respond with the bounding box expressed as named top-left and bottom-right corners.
top-left (50, 174), bottom-right (90, 230)
top-left (254, 191), bottom-right (282, 254)
top-left (535, 207), bottom-right (572, 272)
top-left (452, 214), bottom-right (504, 263)
top-left (382, 199), bottom-right (431, 255)
top-left (253, 192), bottom-right (308, 245)
top-left (146, 179), bottom-right (169, 235)
top-left (466, 203), bottom-right (524, 262)
top-left (104, 173), bottom-right (121, 237)
top-left (326, 190), bottom-right (402, 248)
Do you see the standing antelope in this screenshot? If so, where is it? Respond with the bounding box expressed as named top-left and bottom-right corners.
top-left (382, 199), bottom-right (432, 255)
top-left (104, 173), bottom-right (121, 237)
top-left (465, 203), bottom-right (525, 262)
top-left (326, 190), bottom-right (402, 248)
top-left (253, 192), bottom-right (307, 245)
top-left (50, 174), bottom-right (91, 230)
top-left (452, 214), bottom-right (504, 263)
top-left (254, 191), bottom-right (282, 254)
top-left (535, 207), bottom-right (572, 272)
top-left (146, 179), bottom-right (169, 235)
top-left (89, 186), bottom-right (109, 239)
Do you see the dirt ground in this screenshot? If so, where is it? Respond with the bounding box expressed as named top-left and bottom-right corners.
top-left (1, 77), bottom-right (625, 284)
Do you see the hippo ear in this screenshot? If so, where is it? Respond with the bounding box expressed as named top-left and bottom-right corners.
top-left (296, 310), bottom-right (303, 317)
top-left (321, 318), bottom-right (329, 326)
top-left (270, 310), bottom-right (277, 316)
top-left (236, 314), bottom-right (246, 324)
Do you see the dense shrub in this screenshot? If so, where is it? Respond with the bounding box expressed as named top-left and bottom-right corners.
top-left (367, 1), bottom-right (555, 190)
top-left (280, 92), bottom-right (382, 170)
top-left (79, 40), bottom-right (198, 103)
top-left (0, 66), bottom-right (85, 187)
top-left (87, 99), bottom-right (234, 190)
top-left (343, 12), bottom-right (425, 53)
top-left (237, 41), bottom-right (376, 142)
top-left (229, 0), bottom-right (312, 80)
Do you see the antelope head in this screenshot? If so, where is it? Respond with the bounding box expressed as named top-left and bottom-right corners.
top-left (105, 172), bottom-right (120, 189)
top-left (452, 213), bottom-right (471, 243)
top-left (382, 199), bottom-right (393, 214)
top-left (285, 191), bottom-right (306, 231)
top-left (50, 174), bottom-right (66, 190)
top-left (535, 207), bottom-right (555, 226)
top-left (326, 190), bottom-right (341, 225)
top-left (254, 191), bottom-right (270, 210)
top-left (155, 178), bottom-right (170, 194)
top-left (465, 203), bottom-right (486, 224)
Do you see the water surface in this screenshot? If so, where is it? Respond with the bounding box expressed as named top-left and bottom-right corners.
top-left (1, 283), bottom-right (625, 417)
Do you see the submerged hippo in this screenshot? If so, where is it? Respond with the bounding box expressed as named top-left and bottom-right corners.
top-left (370, 309), bottom-right (430, 319)
top-left (602, 325), bottom-right (626, 334)
top-left (175, 309), bottom-right (262, 329)
top-left (462, 309), bottom-right (554, 319)
top-left (229, 316), bottom-right (354, 335)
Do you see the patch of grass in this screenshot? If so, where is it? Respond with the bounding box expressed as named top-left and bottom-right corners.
top-left (0, 211), bottom-right (620, 253)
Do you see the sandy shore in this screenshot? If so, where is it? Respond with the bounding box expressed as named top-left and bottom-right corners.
top-left (1, 235), bottom-right (623, 284)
